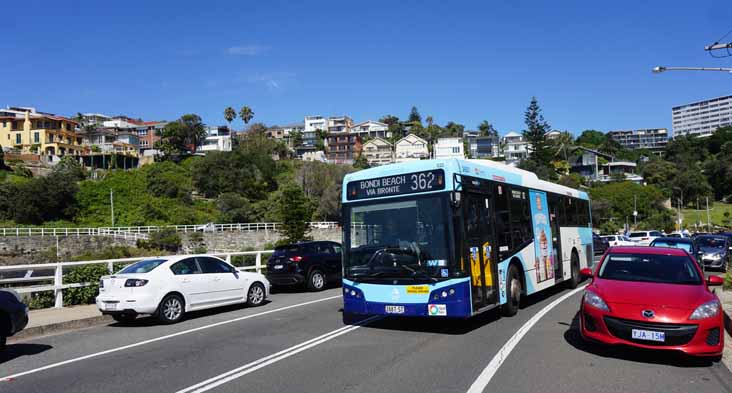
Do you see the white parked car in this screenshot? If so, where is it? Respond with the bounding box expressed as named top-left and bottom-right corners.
top-left (96, 255), bottom-right (270, 324)
top-left (627, 230), bottom-right (664, 246)
top-left (601, 235), bottom-right (635, 246)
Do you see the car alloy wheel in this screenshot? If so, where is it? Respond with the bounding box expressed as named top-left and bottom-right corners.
top-left (159, 295), bottom-right (183, 323)
top-left (247, 283), bottom-right (265, 306)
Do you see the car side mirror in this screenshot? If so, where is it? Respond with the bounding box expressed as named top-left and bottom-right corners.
top-left (579, 268), bottom-right (593, 278)
top-left (707, 275), bottom-right (724, 286)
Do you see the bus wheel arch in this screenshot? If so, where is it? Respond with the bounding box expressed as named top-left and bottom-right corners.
top-left (509, 257), bottom-right (527, 296)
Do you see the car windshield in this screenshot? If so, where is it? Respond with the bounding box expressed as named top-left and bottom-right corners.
top-left (697, 237), bottom-right (726, 249)
top-left (119, 259), bottom-right (166, 274)
top-left (598, 253), bottom-right (701, 285)
top-left (650, 240), bottom-right (692, 252)
top-left (345, 196), bottom-right (450, 281)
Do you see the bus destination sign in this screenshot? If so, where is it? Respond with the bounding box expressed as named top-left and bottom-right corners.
top-left (346, 169), bottom-right (445, 200)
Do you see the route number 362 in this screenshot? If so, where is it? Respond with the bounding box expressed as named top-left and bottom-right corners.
top-left (410, 172), bottom-right (435, 191)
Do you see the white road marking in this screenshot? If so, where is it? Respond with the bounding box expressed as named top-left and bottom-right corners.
top-left (466, 285), bottom-right (587, 393)
top-left (0, 294), bottom-right (343, 382)
top-left (176, 316), bottom-right (380, 393)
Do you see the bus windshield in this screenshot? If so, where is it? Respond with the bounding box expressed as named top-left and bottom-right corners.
top-left (345, 195), bottom-right (452, 281)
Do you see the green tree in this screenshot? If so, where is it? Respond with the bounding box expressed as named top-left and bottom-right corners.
top-left (478, 120), bottom-right (498, 137)
top-left (53, 156), bottom-right (86, 181)
top-left (641, 160), bottom-right (677, 196)
top-left (180, 114), bottom-right (207, 153)
top-left (138, 227), bottom-right (182, 252)
top-left (521, 97), bottom-right (554, 179)
top-left (156, 114), bottom-right (207, 156)
top-left (224, 107), bottom-right (237, 130)
top-left (291, 130), bottom-right (304, 147)
top-left (239, 106), bottom-right (254, 126)
top-left (353, 152), bottom-right (370, 169)
top-left (277, 184), bottom-right (313, 243)
top-left (145, 161), bottom-right (192, 201)
top-left (550, 131), bottom-right (575, 161)
top-left (380, 115), bottom-right (404, 141)
top-left (444, 121), bottom-right (465, 137)
top-left (575, 130), bottom-right (606, 148)
top-left (216, 192), bottom-right (253, 223)
top-left (408, 106), bottom-right (422, 124)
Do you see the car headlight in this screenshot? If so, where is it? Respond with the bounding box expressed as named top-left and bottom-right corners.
top-left (124, 279), bottom-right (149, 287)
top-left (689, 300), bottom-right (720, 320)
top-left (583, 290), bottom-right (609, 312)
top-left (706, 253), bottom-right (721, 260)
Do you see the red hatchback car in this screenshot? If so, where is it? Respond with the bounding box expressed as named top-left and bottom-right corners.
top-left (579, 246), bottom-right (725, 358)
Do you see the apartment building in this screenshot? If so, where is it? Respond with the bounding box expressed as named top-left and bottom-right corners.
top-left (434, 137), bottom-right (464, 159)
top-left (351, 120), bottom-right (390, 139)
top-left (607, 128), bottom-right (668, 155)
top-left (304, 116), bottom-right (327, 146)
top-left (502, 131), bottom-right (529, 165)
top-left (672, 95), bottom-right (732, 138)
top-left (0, 107), bottom-right (83, 156)
top-left (139, 121), bottom-right (166, 151)
top-left (326, 133), bottom-right (360, 164)
top-left (327, 116), bottom-right (353, 134)
top-left (362, 137), bottom-right (394, 166)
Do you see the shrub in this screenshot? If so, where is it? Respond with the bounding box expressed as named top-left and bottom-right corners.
top-left (137, 227), bottom-right (182, 252)
top-left (724, 270), bottom-right (731, 291)
top-left (64, 264), bottom-right (110, 306)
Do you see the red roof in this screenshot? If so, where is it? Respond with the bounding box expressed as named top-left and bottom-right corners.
top-left (606, 246), bottom-right (688, 256)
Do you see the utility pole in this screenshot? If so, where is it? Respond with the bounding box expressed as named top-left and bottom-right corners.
top-left (633, 195), bottom-right (637, 227)
top-left (706, 197), bottom-right (711, 231)
top-left (110, 189), bottom-right (115, 227)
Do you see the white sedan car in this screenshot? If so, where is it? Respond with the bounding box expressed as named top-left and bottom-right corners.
top-left (96, 255), bottom-right (270, 324)
top-left (601, 235), bottom-right (635, 246)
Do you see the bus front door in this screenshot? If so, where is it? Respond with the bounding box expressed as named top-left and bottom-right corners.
top-left (548, 195), bottom-right (563, 282)
top-left (463, 192), bottom-right (496, 311)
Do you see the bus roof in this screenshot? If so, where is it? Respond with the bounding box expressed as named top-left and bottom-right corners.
top-left (341, 158), bottom-right (588, 203)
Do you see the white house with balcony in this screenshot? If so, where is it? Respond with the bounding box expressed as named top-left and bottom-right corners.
top-left (395, 134), bottom-right (429, 162)
top-left (351, 120), bottom-right (390, 139)
top-left (502, 131), bottom-right (529, 166)
top-left (362, 137), bottom-right (394, 166)
top-left (434, 137), bottom-right (464, 159)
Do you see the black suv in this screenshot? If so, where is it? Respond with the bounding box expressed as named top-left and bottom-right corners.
top-left (0, 288), bottom-right (28, 349)
top-left (266, 241), bottom-right (343, 291)
top-left (592, 233), bottom-right (609, 255)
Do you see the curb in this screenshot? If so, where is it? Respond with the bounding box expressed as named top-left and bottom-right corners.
top-left (720, 290), bottom-right (732, 373)
top-left (9, 314), bottom-right (113, 342)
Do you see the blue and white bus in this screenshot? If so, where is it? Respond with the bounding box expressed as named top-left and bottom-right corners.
top-left (341, 158), bottom-right (593, 321)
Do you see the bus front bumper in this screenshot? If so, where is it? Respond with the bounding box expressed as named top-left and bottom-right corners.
top-left (342, 283), bottom-right (472, 318)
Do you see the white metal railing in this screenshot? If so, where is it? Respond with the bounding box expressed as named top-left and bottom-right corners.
top-left (0, 222), bottom-right (341, 237)
top-left (0, 250), bottom-right (273, 309)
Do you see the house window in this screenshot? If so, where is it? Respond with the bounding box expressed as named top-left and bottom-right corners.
top-left (15, 134), bottom-right (21, 144)
top-left (34, 132), bottom-right (39, 143)
top-left (49, 134), bottom-right (54, 142)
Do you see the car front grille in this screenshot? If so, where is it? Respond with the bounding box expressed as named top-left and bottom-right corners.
top-left (603, 316), bottom-right (698, 346)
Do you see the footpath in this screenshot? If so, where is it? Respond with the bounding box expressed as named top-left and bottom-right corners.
top-left (719, 287), bottom-right (732, 372)
top-left (10, 304), bottom-right (110, 342)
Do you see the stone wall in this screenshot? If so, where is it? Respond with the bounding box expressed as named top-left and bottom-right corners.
top-left (0, 228), bottom-right (342, 265)
top-left (0, 235), bottom-right (138, 265)
top-left (182, 228), bottom-right (342, 252)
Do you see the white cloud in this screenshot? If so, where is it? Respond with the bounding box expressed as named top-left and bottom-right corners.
top-left (226, 45), bottom-right (268, 56)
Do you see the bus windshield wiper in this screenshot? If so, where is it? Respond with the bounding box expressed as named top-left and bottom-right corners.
top-left (397, 264), bottom-right (437, 283)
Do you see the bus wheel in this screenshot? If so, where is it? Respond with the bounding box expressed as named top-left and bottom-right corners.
top-left (567, 252), bottom-right (580, 289)
top-left (501, 264), bottom-right (521, 317)
top-left (342, 311), bottom-right (357, 325)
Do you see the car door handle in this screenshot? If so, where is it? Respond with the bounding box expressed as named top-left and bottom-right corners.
top-left (182, 279), bottom-right (191, 283)
top-left (213, 277), bottom-right (222, 281)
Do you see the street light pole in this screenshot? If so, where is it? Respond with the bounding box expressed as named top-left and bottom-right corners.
top-left (652, 66), bottom-right (732, 74)
top-left (110, 189), bottom-right (115, 227)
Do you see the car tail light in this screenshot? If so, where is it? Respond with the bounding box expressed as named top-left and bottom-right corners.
top-left (642, 237), bottom-right (649, 240)
top-left (124, 279), bottom-right (149, 287)
top-left (289, 256), bottom-right (303, 263)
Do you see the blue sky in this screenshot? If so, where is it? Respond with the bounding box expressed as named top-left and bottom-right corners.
top-left (2, 0), bottom-right (731, 135)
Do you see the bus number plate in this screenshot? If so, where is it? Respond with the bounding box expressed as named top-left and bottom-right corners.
top-left (385, 305), bottom-right (405, 314)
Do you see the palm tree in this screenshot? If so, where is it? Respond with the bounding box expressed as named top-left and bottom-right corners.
top-left (426, 116), bottom-right (433, 127)
top-left (478, 120), bottom-right (498, 137)
top-left (239, 106), bottom-right (254, 128)
top-left (552, 131), bottom-right (575, 160)
top-left (224, 107), bottom-right (236, 130)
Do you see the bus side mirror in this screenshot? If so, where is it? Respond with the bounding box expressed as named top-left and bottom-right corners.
top-left (579, 268), bottom-right (593, 278)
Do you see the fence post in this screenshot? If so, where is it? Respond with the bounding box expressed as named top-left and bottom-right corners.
top-left (54, 264), bottom-right (63, 308)
top-left (108, 261), bottom-right (114, 274)
top-left (41, 228), bottom-right (44, 237)
top-left (256, 252), bottom-right (262, 274)
top-left (225, 254), bottom-right (231, 264)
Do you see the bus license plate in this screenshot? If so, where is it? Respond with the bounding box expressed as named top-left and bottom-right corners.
top-left (631, 329), bottom-right (665, 342)
top-left (385, 305), bottom-right (405, 314)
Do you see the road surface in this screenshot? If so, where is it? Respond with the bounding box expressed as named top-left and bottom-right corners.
top-left (1, 281), bottom-right (730, 393)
